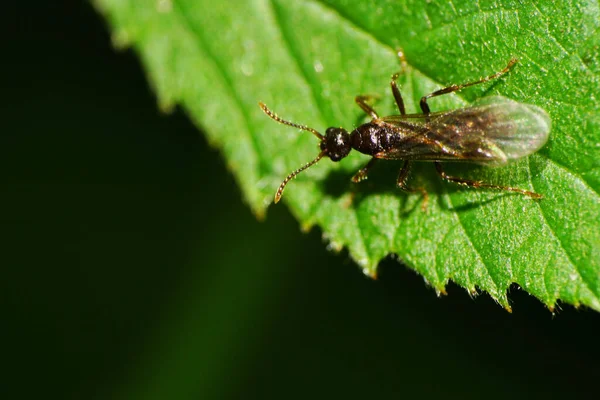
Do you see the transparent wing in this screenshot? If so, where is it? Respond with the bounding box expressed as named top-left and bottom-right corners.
top-left (378, 96), bottom-right (551, 165)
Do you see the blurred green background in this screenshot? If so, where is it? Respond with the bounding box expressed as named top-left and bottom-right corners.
top-left (2, 1), bottom-right (599, 399)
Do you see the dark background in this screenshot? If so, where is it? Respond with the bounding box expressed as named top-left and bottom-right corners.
top-left (2, 1), bottom-right (599, 399)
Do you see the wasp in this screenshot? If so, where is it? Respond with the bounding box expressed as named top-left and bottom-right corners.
top-left (259, 58), bottom-right (550, 207)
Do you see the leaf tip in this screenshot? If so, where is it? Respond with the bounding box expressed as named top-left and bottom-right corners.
top-left (110, 29), bottom-right (133, 51)
top-left (300, 222), bottom-right (314, 233)
top-left (362, 267), bottom-right (378, 280)
top-left (158, 98), bottom-right (176, 114)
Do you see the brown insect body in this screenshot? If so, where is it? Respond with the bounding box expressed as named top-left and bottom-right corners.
top-left (260, 58), bottom-right (551, 205)
top-left (344, 96), bottom-right (549, 165)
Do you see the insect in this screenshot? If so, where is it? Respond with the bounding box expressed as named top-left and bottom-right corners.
top-left (259, 58), bottom-right (550, 206)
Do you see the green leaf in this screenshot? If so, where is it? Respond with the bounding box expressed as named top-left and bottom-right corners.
top-left (94, 0), bottom-right (600, 311)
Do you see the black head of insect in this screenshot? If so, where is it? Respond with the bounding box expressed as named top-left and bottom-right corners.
top-left (259, 102), bottom-right (352, 203)
top-left (321, 127), bottom-right (351, 161)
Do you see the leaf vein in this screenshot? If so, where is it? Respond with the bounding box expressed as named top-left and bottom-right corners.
top-left (530, 1), bottom-right (593, 73)
top-left (444, 193), bottom-right (500, 295)
top-left (172, 0), bottom-right (267, 178)
top-left (270, 0), bottom-right (335, 125)
top-left (533, 193), bottom-right (599, 303)
top-left (546, 157), bottom-right (600, 198)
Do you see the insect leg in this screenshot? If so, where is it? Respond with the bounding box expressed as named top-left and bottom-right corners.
top-left (419, 58), bottom-right (518, 114)
top-left (352, 158), bottom-right (378, 183)
top-left (355, 95), bottom-right (379, 119)
top-left (390, 73), bottom-right (406, 116)
top-left (397, 161), bottom-right (429, 210)
top-left (434, 162), bottom-right (542, 199)
top-left (391, 50), bottom-right (408, 115)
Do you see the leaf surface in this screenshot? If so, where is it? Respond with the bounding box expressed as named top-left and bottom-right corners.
top-left (95, 0), bottom-right (600, 311)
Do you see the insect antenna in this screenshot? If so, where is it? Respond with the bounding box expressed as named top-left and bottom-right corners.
top-left (258, 102), bottom-right (324, 140)
top-left (258, 102), bottom-right (329, 203)
top-left (275, 150), bottom-right (326, 203)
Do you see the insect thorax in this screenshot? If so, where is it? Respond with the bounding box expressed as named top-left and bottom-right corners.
top-left (350, 122), bottom-right (409, 156)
